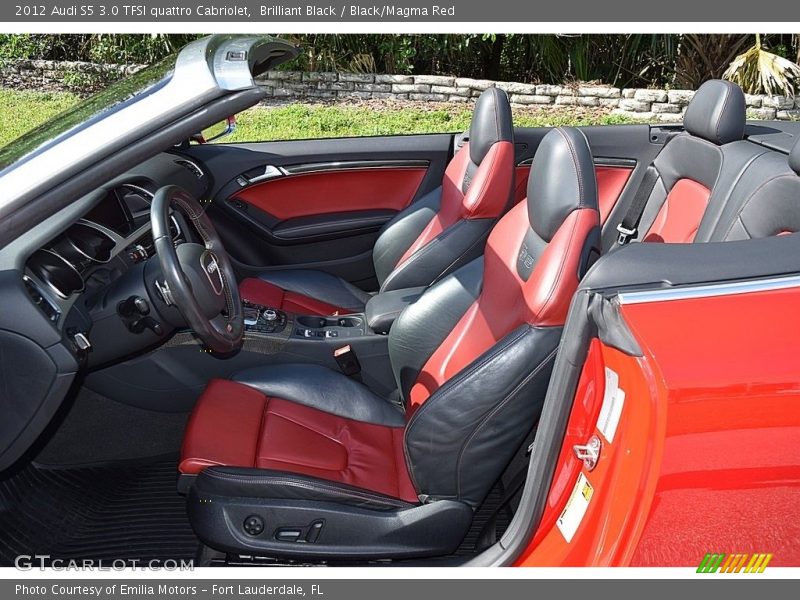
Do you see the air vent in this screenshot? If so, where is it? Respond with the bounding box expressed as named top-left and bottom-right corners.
top-left (174, 158), bottom-right (204, 179)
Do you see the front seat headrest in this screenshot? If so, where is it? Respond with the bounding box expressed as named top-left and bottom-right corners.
top-left (683, 79), bottom-right (746, 145)
top-left (527, 127), bottom-right (598, 242)
top-left (469, 88), bottom-right (514, 166)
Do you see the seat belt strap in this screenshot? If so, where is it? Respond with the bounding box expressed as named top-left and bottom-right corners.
top-left (616, 165), bottom-right (660, 245)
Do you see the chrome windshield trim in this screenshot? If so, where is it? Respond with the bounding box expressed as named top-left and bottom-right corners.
top-left (617, 274), bottom-right (800, 305)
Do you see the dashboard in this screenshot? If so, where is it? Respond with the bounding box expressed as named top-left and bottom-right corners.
top-left (22, 154), bottom-right (207, 340)
top-left (0, 150), bottom-right (209, 471)
top-left (24, 184), bottom-right (180, 322)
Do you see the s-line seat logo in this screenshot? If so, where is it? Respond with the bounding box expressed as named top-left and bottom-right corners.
top-left (697, 553), bottom-right (772, 573)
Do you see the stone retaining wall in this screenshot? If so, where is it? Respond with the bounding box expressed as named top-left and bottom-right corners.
top-left (259, 71), bottom-right (800, 121)
top-left (1, 59), bottom-right (798, 122)
top-left (0, 59), bottom-right (143, 94)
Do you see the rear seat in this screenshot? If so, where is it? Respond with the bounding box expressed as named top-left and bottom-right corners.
top-left (621, 79), bottom-right (750, 245)
top-left (615, 79), bottom-right (800, 246)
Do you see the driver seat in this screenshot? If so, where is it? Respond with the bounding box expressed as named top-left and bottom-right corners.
top-left (237, 87), bottom-right (515, 316)
top-left (180, 127), bottom-right (600, 559)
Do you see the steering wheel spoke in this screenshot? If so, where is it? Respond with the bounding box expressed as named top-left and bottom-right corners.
top-left (151, 185), bottom-right (244, 354)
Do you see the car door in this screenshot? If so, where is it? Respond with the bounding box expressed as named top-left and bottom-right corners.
top-left (184, 134), bottom-right (452, 291)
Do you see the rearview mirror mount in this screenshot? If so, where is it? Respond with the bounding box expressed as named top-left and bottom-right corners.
top-left (192, 115), bottom-right (236, 144)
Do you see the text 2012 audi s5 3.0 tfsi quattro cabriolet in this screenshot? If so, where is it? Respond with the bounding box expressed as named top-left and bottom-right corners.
top-left (0, 35), bottom-right (798, 568)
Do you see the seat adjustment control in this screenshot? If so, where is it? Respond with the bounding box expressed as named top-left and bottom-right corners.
top-left (272, 520), bottom-right (324, 543)
top-left (274, 528), bottom-right (302, 542)
top-left (243, 515), bottom-right (265, 536)
top-left (306, 520), bottom-right (324, 543)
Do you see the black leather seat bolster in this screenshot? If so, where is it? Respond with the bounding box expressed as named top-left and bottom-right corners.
top-left (233, 363), bottom-right (405, 427)
top-left (196, 467), bottom-right (416, 511)
top-left (365, 286), bottom-right (426, 333)
top-left (405, 324), bottom-right (561, 508)
top-left (254, 269), bottom-right (372, 310)
top-left (379, 218), bottom-right (493, 293)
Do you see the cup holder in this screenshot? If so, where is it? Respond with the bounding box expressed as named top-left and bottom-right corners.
top-left (296, 315), bottom-right (361, 328)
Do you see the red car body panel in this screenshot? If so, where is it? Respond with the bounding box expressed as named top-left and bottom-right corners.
top-left (517, 284), bottom-right (800, 566)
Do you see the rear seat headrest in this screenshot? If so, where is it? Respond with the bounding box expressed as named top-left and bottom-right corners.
top-left (683, 80), bottom-right (746, 145)
top-left (527, 127), bottom-right (598, 242)
top-left (790, 137), bottom-right (800, 175)
top-left (469, 88), bottom-right (514, 166)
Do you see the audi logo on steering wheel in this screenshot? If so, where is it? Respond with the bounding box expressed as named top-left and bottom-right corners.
top-left (200, 250), bottom-right (224, 296)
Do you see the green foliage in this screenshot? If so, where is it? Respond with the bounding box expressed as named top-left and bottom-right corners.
top-left (0, 34), bottom-right (203, 64)
top-left (0, 89), bottom-right (639, 149)
top-left (0, 89), bottom-right (79, 146)
top-left (60, 68), bottom-right (107, 90)
top-left (1, 33), bottom-right (800, 90)
top-left (223, 104), bottom-right (639, 142)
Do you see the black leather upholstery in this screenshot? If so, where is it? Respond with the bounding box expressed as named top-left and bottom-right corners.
top-left (683, 79), bottom-right (746, 146)
top-left (371, 188), bottom-right (441, 285)
top-left (379, 218), bottom-right (492, 292)
top-left (365, 286), bottom-right (426, 334)
top-left (705, 146), bottom-right (800, 241)
top-left (693, 141), bottom-right (768, 242)
top-left (196, 467), bottom-right (415, 511)
top-left (469, 87), bottom-right (514, 165)
top-left (388, 257), bottom-right (484, 400)
top-left (234, 363), bottom-right (405, 426)
top-left (790, 137), bottom-right (800, 175)
top-left (405, 325), bottom-right (560, 507)
top-left (252, 269), bottom-right (372, 311)
top-left (528, 127), bottom-right (598, 242)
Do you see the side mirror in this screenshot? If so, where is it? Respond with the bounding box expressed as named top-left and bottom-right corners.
top-left (192, 115), bottom-right (236, 144)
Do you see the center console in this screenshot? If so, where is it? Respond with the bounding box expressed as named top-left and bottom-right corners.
top-left (294, 315), bottom-right (366, 339)
top-left (241, 302), bottom-right (367, 340)
top-left (242, 301), bottom-right (288, 335)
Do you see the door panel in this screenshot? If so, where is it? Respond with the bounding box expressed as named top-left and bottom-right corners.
top-left (233, 163), bottom-right (428, 220)
top-left (185, 134), bottom-right (452, 289)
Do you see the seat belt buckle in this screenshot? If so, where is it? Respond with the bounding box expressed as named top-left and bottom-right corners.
top-left (616, 224), bottom-right (637, 245)
top-left (334, 344), bottom-right (361, 377)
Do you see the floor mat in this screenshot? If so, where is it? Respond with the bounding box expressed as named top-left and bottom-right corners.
top-left (0, 457), bottom-right (199, 566)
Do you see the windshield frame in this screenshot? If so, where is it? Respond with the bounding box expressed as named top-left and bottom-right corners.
top-left (0, 55), bottom-right (177, 174)
top-left (0, 35), bottom-right (297, 231)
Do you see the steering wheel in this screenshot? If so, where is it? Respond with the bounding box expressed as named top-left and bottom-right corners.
top-left (151, 185), bottom-right (243, 353)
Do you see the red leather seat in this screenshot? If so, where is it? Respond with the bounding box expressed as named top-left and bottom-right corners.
top-left (181, 373), bottom-right (417, 503)
top-left (239, 87), bottom-right (515, 315)
top-left (181, 127), bottom-right (600, 559)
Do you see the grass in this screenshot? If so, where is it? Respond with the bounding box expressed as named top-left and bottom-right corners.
top-left (226, 103), bottom-right (637, 142)
top-left (0, 89), bottom-right (80, 146)
top-left (0, 88), bottom-right (638, 149)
